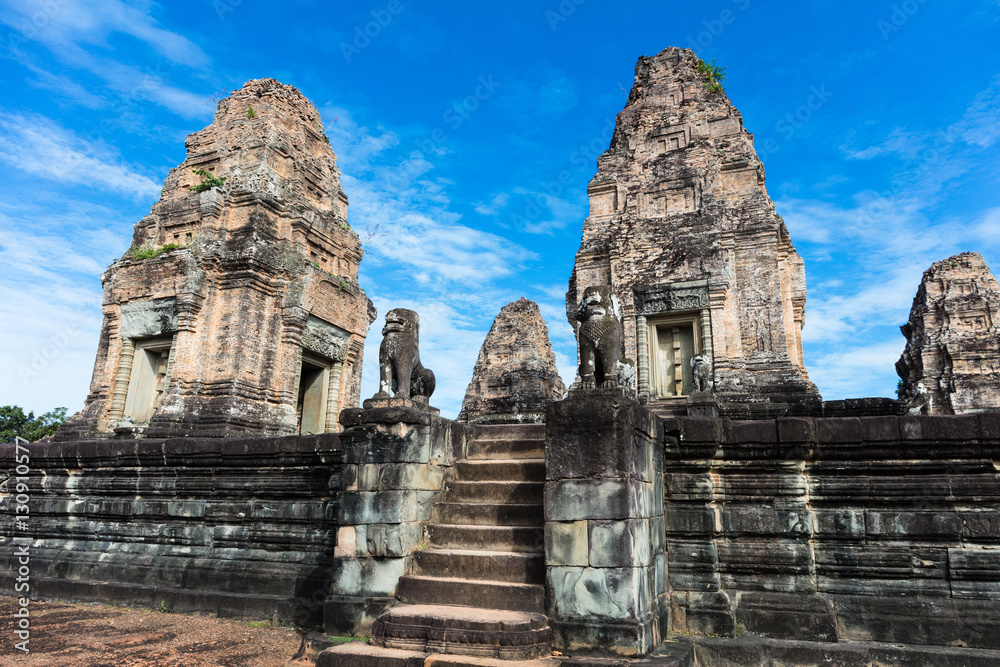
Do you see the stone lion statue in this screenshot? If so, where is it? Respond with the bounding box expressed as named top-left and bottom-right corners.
top-left (576, 285), bottom-right (621, 389)
top-left (691, 354), bottom-right (712, 392)
top-left (373, 308), bottom-right (435, 400)
top-left (906, 382), bottom-right (931, 415)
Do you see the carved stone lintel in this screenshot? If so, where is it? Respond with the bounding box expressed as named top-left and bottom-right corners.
top-left (302, 315), bottom-right (350, 362)
top-left (120, 298), bottom-right (178, 339)
top-left (634, 282), bottom-right (710, 316)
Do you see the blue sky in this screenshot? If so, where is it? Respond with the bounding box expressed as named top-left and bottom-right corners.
top-left (1, 0), bottom-right (998, 420)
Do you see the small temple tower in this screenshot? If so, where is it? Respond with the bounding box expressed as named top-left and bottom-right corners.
top-left (897, 252), bottom-right (1000, 415)
top-left (458, 298), bottom-right (566, 423)
top-left (567, 48), bottom-right (820, 416)
top-left (57, 79), bottom-right (376, 440)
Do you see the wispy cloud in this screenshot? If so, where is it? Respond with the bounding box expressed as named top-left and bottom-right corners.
top-left (807, 340), bottom-right (906, 400)
top-left (0, 110), bottom-right (161, 198)
top-left (475, 193), bottom-right (509, 216)
top-left (0, 0), bottom-right (211, 118)
top-left (781, 76), bottom-right (1000, 400)
top-left (0, 0), bottom-right (209, 67)
top-left (377, 213), bottom-right (535, 284)
top-left (0, 200), bottom-right (135, 413)
top-left (323, 103), bottom-right (548, 413)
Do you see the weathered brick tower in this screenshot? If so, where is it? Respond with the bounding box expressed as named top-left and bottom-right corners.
top-left (897, 251), bottom-right (1000, 414)
top-left (567, 47), bottom-right (820, 415)
top-left (57, 79), bottom-right (376, 439)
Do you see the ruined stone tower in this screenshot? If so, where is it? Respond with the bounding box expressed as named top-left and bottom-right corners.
top-left (57, 79), bottom-right (376, 440)
top-left (458, 298), bottom-right (566, 423)
top-left (567, 47), bottom-right (820, 415)
top-left (897, 252), bottom-right (1000, 414)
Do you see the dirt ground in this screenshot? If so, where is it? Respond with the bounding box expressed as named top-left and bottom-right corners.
top-left (0, 596), bottom-right (321, 666)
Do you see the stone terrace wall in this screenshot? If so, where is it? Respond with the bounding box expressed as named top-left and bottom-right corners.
top-left (0, 435), bottom-right (342, 626)
top-left (662, 413), bottom-right (1000, 650)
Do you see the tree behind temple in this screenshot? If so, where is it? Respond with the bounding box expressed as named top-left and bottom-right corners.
top-left (0, 406), bottom-right (67, 442)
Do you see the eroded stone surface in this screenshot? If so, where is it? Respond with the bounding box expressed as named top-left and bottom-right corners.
top-left (897, 252), bottom-right (1000, 415)
top-left (58, 78), bottom-right (375, 440)
top-left (458, 298), bottom-right (565, 424)
top-left (567, 47), bottom-right (820, 415)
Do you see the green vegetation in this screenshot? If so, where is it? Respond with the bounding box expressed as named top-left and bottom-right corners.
top-left (338, 277), bottom-right (351, 292)
top-left (1, 406), bottom-right (67, 442)
top-left (696, 58), bottom-right (727, 94)
top-left (247, 105), bottom-right (255, 119)
top-left (190, 168), bottom-right (227, 193)
top-left (330, 635), bottom-right (366, 644)
top-left (159, 601), bottom-right (166, 613)
top-left (125, 243), bottom-right (180, 261)
top-left (896, 379), bottom-right (907, 400)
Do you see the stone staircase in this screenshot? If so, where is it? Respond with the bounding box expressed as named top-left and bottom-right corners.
top-left (320, 424), bottom-right (553, 665)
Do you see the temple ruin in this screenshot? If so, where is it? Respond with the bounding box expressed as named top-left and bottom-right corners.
top-left (56, 79), bottom-right (375, 440)
top-left (568, 47), bottom-right (819, 417)
top-left (897, 251), bottom-right (1000, 414)
top-left (5, 47), bottom-right (1000, 667)
top-left (458, 298), bottom-right (565, 424)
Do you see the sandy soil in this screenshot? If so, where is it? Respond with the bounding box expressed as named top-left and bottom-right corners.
top-left (0, 596), bottom-right (309, 666)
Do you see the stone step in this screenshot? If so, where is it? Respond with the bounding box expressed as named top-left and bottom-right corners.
top-left (318, 642), bottom-right (558, 667)
top-left (412, 548), bottom-right (544, 584)
top-left (317, 643), bottom-right (423, 667)
top-left (466, 438), bottom-right (545, 461)
top-left (454, 459), bottom-right (545, 482)
top-left (472, 424), bottom-right (547, 442)
top-left (395, 576), bottom-right (545, 614)
top-left (427, 524), bottom-right (544, 552)
top-left (371, 603), bottom-right (552, 660)
top-left (445, 481), bottom-right (543, 504)
top-left (431, 502), bottom-right (543, 527)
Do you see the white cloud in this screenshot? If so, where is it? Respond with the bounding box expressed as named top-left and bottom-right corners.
top-left (0, 111), bottom-right (162, 198)
top-left (377, 213), bottom-right (535, 283)
top-left (0, 0), bottom-right (209, 68)
top-left (0, 0), bottom-right (211, 118)
top-left (780, 77), bottom-right (1000, 401)
top-left (951, 75), bottom-right (1000, 148)
top-left (475, 193), bottom-right (509, 216)
top-left (807, 339), bottom-right (905, 400)
top-left (509, 187), bottom-right (586, 235)
top-left (0, 202), bottom-right (134, 414)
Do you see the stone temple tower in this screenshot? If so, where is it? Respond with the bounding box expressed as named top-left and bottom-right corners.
top-left (57, 79), bottom-right (376, 440)
top-left (567, 48), bottom-right (820, 416)
top-left (897, 252), bottom-right (1000, 415)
